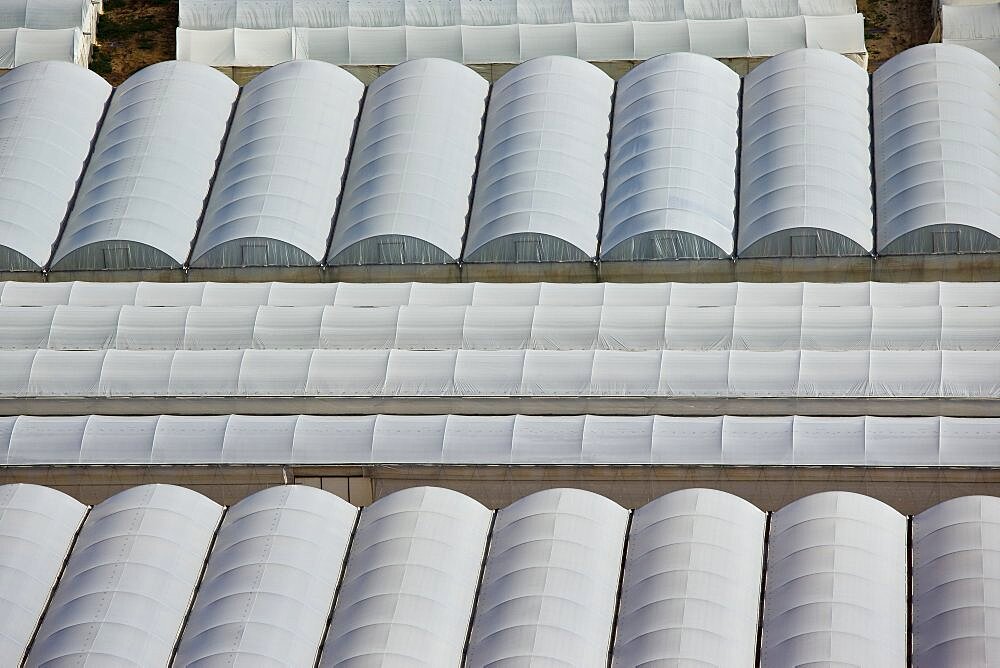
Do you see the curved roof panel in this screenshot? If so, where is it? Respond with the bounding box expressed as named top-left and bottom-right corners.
top-left (612, 488), bottom-right (765, 666)
top-left (192, 60), bottom-right (364, 268)
top-left (912, 495), bottom-right (1000, 667)
top-left (873, 44), bottom-right (1000, 255)
top-left (174, 485), bottom-right (357, 667)
top-left (319, 486), bottom-right (491, 666)
top-left (761, 491), bottom-right (907, 666)
top-left (602, 53), bottom-right (740, 260)
top-left (466, 488), bottom-right (628, 666)
top-left (464, 56), bottom-right (613, 263)
top-left (328, 58), bottom-right (488, 265)
top-left (25, 484), bottom-right (223, 667)
top-left (0, 61), bottom-right (110, 271)
top-left (0, 484), bottom-right (87, 665)
top-left (738, 48), bottom-right (873, 257)
top-left (51, 61), bottom-right (238, 271)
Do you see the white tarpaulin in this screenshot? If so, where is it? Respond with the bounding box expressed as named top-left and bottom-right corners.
top-left (4, 280), bottom-right (1000, 307)
top-left (466, 488), bottom-right (629, 667)
top-left (0, 484), bottom-right (86, 666)
top-left (941, 2), bottom-right (1000, 65)
top-left (739, 48), bottom-right (873, 257)
top-left (0, 62), bottom-right (110, 271)
top-left (873, 44), bottom-right (1000, 254)
top-left (2, 348), bottom-right (997, 398)
top-left (912, 495), bottom-right (1000, 667)
top-left (1, 414), bottom-right (1000, 466)
top-left (51, 62), bottom-right (238, 271)
top-left (24, 485), bottom-right (223, 667)
top-left (327, 58), bottom-right (488, 265)
top-left (602, 53), bottom-right (740, 260)
top-left (319, 487), bottom-right (491, 666)
top-left (1, 303), bottom-right (999, 352)
top-left (465, 57), bottom-right (613, 263)
top-left (192, 60), bottom-right (364, 268)
top-left (0, 26), bottom-right (85, 68)
top-left (176, 16), bottom-right (865, 66)
top-left (173, 486), bottom-right (357, 667)
top-left (613, 488), bottom-right (765, 666)
top-left (761, 492), bottom-right (908, 666)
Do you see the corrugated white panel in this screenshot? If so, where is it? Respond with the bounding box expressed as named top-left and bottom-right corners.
top-left (603, 53), bottom-right (740, 260)
top-left (466, 488), bottom-right (628, 667)
top-left (319, 487), bottom-right (491, 666)
top-left (0, 62), bottom-right (110, 271)
top-left (761, 491), bottom-right (907, 667)
top-left (328, 59), bottom-right (487, 265)
top-left (0, 484), bottom-right (86, 666)
top-left (739, 48), bottom-right (873, 257)
top-left (192, 60), bottom-right (364, 268)
top-left (873, 44), bottom-right (1000, 255)
top-left (3, 348), bottom-right (1000, 397)
top-left (612, 488), bottom-right (764, 666)
top-left (173, 486), bottom-right (357, 667)
top-left (464, 57), bottom-right (613, 263)
top-left (25, 485), bottom-right (223, 667)
top-left (51, 61), bottom-right (238, 271)
top-left (913, 495), bottom-right (1000, 667)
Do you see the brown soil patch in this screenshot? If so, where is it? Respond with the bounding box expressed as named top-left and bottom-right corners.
top-left (90, 0), bottom-right (177, 85)
top-left (860, 0), bottom-right (936, 71)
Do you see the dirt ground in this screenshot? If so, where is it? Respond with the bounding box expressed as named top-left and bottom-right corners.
top-left (90, 0), bottom-right (177, 85)
top-left (91, 0), bottom-right (937, 84)
top-left (860, 0), bottom-right (936, 71)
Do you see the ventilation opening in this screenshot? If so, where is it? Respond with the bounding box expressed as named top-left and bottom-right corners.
top-left (933, 230), bottom-right (959, 254)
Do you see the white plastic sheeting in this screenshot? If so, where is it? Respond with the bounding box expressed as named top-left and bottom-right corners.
top-left (613, 489), bottom-right (764, 666)
top-left (173, 485), bottom-right (357, 667)
top-left (319, 487), bottom-right (491, 666)
top-left (466, 488), bottom-right (629, 667)
top-left (179, 0), bottom-right (860, 29)
top-left (6, 280), bottom-right (1000, 308)
top-left (739, 48), bottom-right (872, 257)
top-left (602, 53), bottom-right (740, 260)
top-left (25, 485), bottom-right (223, 667)
top-left (873, 44), bottom-right (1000, 255)
top-left (0, 62), bottom-right (110, 271)
top-left (0, 27), bottom-right (87, 67)
top-left (761, 492), bottom-right (907, 667)
top-left (942, 2), bottom-right (1000, 66)
top-left (465, 57), bottom-right (613, 263)
top-left (328, 59), bottom-right (487, 265)
top-left (192, 61), bottom-right (364, 268)
top-left (0, 484), bottom-right (86, 666)
top-left (4, 348), bottom-right (1000, 398)
top-left (51, 61), bottom-right (239, 271)
top-left (175, 0), bottom-right (865, 66)
top-left (3, 414), bottom-right (1000, 466)
top-left (912, 495), bottom-right (1000, 667)
top-left (4, 302), bottom-right (1000, 352)
top-left (0, 0), bottom-right (95, 31)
